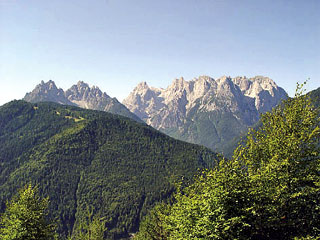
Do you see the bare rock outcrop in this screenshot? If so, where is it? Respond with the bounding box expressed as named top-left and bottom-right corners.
top-left (123, 75), bottom-right (287, 155)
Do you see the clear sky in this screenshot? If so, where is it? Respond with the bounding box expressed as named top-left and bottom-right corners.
top-left (0, 0), bottom-right (319, 106)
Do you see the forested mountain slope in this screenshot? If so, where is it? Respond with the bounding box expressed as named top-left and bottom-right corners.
top-left (0, 100), bottom-right (217, 239)
top-left (309, 87), bottom-right (320, 107)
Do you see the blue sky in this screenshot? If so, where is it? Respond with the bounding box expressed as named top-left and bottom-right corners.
top-left (0, 0), bottom-right (319, 105)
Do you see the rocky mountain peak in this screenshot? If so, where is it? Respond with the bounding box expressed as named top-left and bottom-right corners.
top-left (65, 82), bottom-right (113, 110)
top-left (233, 76), bottom-right (278, 95)
top-left (216, 75), bottom-right (232, 84)
top-left (24, 80), bottom-right (142, 122)
top-left (198, 75), bottom-right (213, 81)
top-left (24, 80), bottom-right (70, 105)
top-left (135, 81), bottom-right (149, 91)
top-left (195, 75), bottom-right (214, 87)
top-left (123, 75), bottom-right (287, 154)
top-left (171, 77), bottom-right (187, 89)
top-left (232, 76), bottom-right (251, 92)
top-left (38, 80), bottom-right (59, 91)
top-left (232, 76), bottom-right (287, 112)
top-left (76, 80), bottom-right (89, 89)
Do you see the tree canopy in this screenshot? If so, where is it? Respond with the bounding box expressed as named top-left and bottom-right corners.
top-left (136, 84), bottom-right (320, 240)
top-left (0, 184), bottom-right (57, 240)
top-left (68, 206), bottom-right (106, 240)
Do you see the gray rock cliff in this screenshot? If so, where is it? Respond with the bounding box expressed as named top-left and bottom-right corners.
top-left (24, 80), bottom-right (142, 122)
top-left (123, 75), bottom-right (287, 155)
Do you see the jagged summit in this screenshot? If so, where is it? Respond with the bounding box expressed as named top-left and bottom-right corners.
top-left (24, 80), bottom-right (73, 105)
top-left (123, 75), bottom-right (287, 155)
top-left (136, 81), bottom-right (149, 89)
top-left (124, 75), bottom-right (287, 122)
top-left (24, 80), bottom-right (142, 122)
top-left (75, 80), bottom-right (90, 89)
top-left (65, 81), bottom-right (111, 110)
top-left (38, 80), bottom-right (59, 91)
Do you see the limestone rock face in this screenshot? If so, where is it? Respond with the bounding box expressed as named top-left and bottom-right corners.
top-left (24, 80), bottom-right (142, 122)
top-left (123, 75), bottom-right (287, 155)
top-left (24, 80), bottom-right (74, 105)
top-left (65, 81), bottom-right (115, 112)
top-left (232, 76), bottom-right (287, 113)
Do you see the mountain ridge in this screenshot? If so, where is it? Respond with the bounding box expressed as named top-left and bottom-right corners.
top-left (123, 75), bottom-right (287, 155)
top-left (22, 76), bottom-right (288, 156)
top-left (23, 80), bottom-right (142, 122)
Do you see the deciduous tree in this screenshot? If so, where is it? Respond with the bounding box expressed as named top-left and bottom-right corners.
top-left (0, 184), bottom-right (57, 240)
top-left (136, 83), bottom-right (320, 239)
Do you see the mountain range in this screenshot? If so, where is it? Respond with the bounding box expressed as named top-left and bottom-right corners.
top-left (124, 75), bottom-right (287, 156)
top-left (23, 76), bottom-right (287, 156)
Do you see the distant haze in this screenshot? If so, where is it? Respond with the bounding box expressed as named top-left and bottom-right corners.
top-left (0, 0), bottom-right (319, 106)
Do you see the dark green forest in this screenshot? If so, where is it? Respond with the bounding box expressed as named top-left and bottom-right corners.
top-left (0, 100), bottom-right (218, 239)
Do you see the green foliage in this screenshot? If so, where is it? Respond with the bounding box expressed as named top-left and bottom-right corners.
top-left (232, 83), bottom-right (320, 239)
top-left (69, 207), bottom-right (106, 240)
top-left (137, 83), bottom-right (320, 239)
top-left (0, 184), bottom-right (57, 240)
top-left (0, 100), bottom-right (217, 239)
top-left (138, 159), bottom-right (251, 240)
top-left (135, 203), bottom-right (170, 240)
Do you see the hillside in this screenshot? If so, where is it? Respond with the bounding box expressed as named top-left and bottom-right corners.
top-left (222, 86), bottom-right (320, 158)
top-left (309, 87), bottom-right (320, 108)
top-left (123, 75), bottom-right (287, 156)
top-left (0, 100), bottom-right (217, 239)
